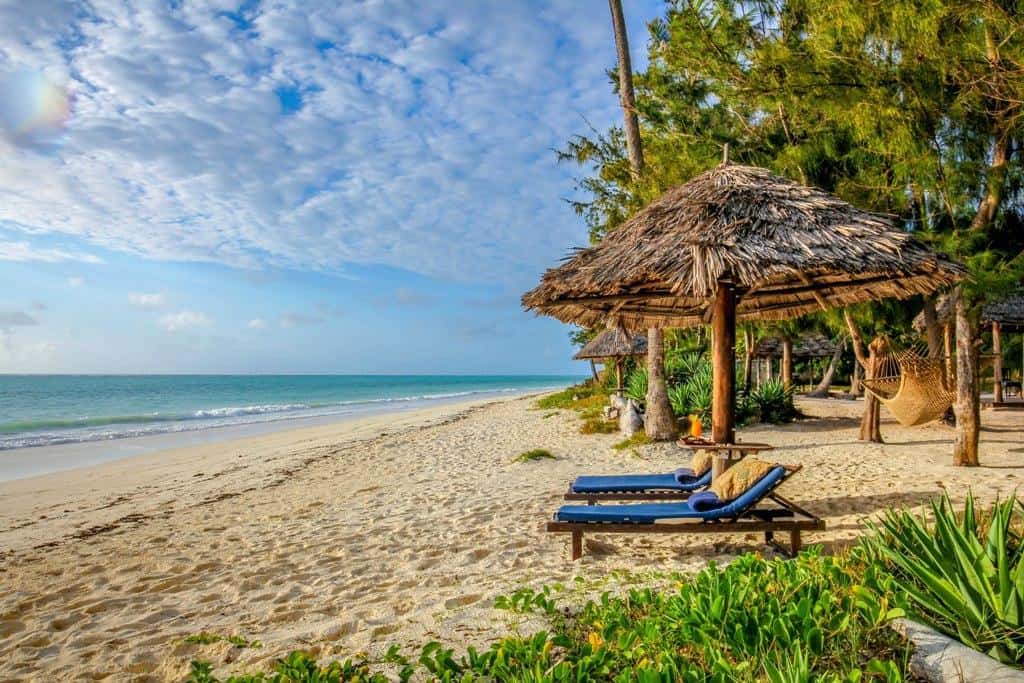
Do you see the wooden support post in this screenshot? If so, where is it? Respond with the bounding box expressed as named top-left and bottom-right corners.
top-left (765, 357), bottom-right (773, 382)
top-left (571, 531), bottom-right (583, 560)
top-left (791, 530), bottom-right (802, 554)
top-left (711, 280), bottom-right (736, 445)
top-left (615, 361), bottom-right (624, 397)
top-left (943, 323), bottom-right (954, 389)
top-left (993, 321), bottom-right (1003, 403)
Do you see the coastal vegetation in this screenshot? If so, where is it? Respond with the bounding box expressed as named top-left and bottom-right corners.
top-left (511, 448), bottom-right (557, 463)
top-left (184, 493), bottom-right (1024, 681)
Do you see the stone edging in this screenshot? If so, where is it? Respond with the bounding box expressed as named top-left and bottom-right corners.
top-left (891, 618), bottom-right (1024, 682)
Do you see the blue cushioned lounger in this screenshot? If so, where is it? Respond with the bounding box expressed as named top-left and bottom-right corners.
top-left (569, 469), bottom-right (711, 494)
top-left (558, 466), bottom-right (785, 523)
top-left (547, 464), bottom-right (824, 559)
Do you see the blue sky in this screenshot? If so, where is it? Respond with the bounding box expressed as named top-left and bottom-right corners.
top-left (0, 0), bottom-right (664, 374)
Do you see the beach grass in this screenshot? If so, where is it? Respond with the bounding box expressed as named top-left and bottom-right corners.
top-left (511, 448), bottom-right (556, 463)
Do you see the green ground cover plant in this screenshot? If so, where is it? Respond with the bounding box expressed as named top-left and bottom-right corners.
top-left (187, 549), bottom-right (912, 682)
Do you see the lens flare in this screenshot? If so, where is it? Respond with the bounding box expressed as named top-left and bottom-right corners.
top-left (0, 70), bottom-right (71, 148)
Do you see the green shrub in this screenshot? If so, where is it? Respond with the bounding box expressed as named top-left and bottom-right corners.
top-left (625, 366), bottom-right (648, 403)
top-left (747, 379), bottom-right (798, 424)
top-left (189, 550), bottom-right (912, 681)
top-left (579, 416), bottom-right (617, 434)
top-left (535, 381), bottom-right (607, 410)
top-left (668, 360), bottom-right (713, 421)
top-left (612, 431), bottom-right (651, 450)
top-left (860, 492), bottom-right (1024, 665)
top-left (511, 448), bottom-right (556, 463)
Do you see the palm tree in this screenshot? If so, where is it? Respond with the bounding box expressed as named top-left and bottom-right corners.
top-left (607, 0), bottom-right (676, 440)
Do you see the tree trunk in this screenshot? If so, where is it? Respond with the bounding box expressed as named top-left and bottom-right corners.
top-left (781, 338), bottom-right (793, 390)
top-left (993, 321), bottom-right (1003, 403)
top-left (953, 288), bottom-right (980, 466)
top-left (742, 327), bottom-right (754, 393)
top-left (808, 338), bottom-right (844, 398)
top-left (852, 361), bottom-right (862, 396)
top-left (608, 0), bottom-right (644, 178)
top-left (589, 359), bottom-right (600, 384)
top-left (922, 296), bottom-right (947, 385)
top-left (644, 328), bottom-right (677, 440)
top-left (844, 309), bottom-right (883, 442)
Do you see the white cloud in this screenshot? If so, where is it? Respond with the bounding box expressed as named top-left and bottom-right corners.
top-left (128, 292), bottom-right (166, 309)
top-left (67, 276), bottom-right (85, 287)
top-left (0, 240), bottom-right (103, 263)
top-left (0, 1), bottom-right (654, 283)
top-left (159, 310), bottom-right (210, 331)
top-left (247, 318), bottom-right (267, 329)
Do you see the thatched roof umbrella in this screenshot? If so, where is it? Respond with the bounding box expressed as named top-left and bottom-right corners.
top-left (573, 329), bottom-right (647, 395)
top-left (524, 162), bottom-right (965, 444)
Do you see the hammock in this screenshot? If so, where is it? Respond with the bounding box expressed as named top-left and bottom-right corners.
top-left (860, 345), bottom-right (955, 427)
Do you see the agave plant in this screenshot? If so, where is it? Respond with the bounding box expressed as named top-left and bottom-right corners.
top-left (748, 379), bottom-right (797, 424)
top-left (625, 367), bottom-right (648, 404)
top-left (863, 493), bottom-right (1024, 665)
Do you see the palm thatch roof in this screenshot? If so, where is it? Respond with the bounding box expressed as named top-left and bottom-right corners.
top-left (753, 334), bottom-right (839, 359)
top-left (912, 291), bottom-right (1024, 331)
top-left (523, 164), bottom-right (965, 329)
top-left (573, 329), bottom-right (648, 360)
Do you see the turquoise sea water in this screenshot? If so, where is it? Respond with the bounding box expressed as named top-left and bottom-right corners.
top-left (0, 375), bottom-right (579, 450)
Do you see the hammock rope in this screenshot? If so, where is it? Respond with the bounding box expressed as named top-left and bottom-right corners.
top-left (860, 343), bottom-right (955, 427)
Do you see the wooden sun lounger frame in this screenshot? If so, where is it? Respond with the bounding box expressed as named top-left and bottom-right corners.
top-left (548, 466), bottom-right (825, 560)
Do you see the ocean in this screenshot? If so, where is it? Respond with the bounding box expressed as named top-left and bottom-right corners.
top-left (0, 374), bottom-right (579, 451)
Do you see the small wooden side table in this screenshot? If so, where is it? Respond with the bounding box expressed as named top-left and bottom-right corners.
top-left (681, 441), bottom-right (775, 479)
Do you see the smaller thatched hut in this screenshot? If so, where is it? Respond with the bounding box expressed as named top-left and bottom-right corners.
top-left (752, 334), bottom-right (838, 359)
top-left (913, 292), bottom-right (1024, 402)
top-left (574, 329), bottom-right (647, 395)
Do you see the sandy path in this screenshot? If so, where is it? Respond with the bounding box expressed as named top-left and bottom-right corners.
top-left (1, 394), bottom-right (1022, 681)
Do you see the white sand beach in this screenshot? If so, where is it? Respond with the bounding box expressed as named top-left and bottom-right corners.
top-left (1, 393), bottom-right (1023, 681)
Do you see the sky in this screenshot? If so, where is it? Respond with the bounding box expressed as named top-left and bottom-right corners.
top-left (0, 0), bottom-right (665, 375)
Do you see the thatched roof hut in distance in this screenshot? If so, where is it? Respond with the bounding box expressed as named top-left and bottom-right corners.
top-left (524, 162), bottom-right (965, 443)
top-left (753, 334), bottom-right (838, 359)
top-left (573, 329), bottom-right (647, 360)
top-left (574, 329), bottom-right (647, 395)
top-left (913, 291), bottom-right (1024, 332)
top-left (523, 164), bottom-right (965, 331)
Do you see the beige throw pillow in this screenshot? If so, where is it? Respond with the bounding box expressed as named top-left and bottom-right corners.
top-left (709, 457), bottom-right (777, 501)
top-left (690, 451), bottom-right (714, 476)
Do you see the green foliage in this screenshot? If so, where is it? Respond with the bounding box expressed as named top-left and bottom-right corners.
top-left (579, 415), bottom-right (617, 434)
top-left (612, 431), bottom-right (651, 451)
top-left (511, 449), bottom-right (556, 464)
top-left (187, 649), bottom-right (412, 683)
top-left (189, 550), bottom-right (919, 681)
top-left (535, 382), bottom-right (606, 411)
top-left (625, 366), bottom-right (648, 403)
top-left (860, 492), bottom-right (1024, 665)
top-left (667, 357), bottom-right (713, 421)
top-left (745, 379), bottom-right (799, 424)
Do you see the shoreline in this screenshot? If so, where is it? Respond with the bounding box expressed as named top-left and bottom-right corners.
top-left (0, 387), bottom-right (552, 484)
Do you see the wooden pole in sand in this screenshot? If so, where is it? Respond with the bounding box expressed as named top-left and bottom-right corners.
top-left (993, 321), bottom-right (1003, 403)
top-left (711, 280), bottom-right (736, 446)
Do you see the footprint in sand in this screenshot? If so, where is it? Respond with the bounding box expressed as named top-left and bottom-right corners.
top-left (444, 593), bottom-right (482, 610)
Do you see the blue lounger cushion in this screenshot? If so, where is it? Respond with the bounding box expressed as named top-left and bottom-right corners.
top-left (570, 469), bottom-right (712, 493)
top-left (555, 466), bottom-right (786, 523)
